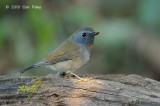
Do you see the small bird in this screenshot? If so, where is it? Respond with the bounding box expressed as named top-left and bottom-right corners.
top-left (18, 27), bottom-right (99, 80)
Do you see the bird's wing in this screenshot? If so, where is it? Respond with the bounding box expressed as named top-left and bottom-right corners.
top-left (42, 41), bottom-right (81, 64)
top-left (18, 41), bottom-right (81, 74)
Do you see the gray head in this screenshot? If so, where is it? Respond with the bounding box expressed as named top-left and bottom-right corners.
top-left (70, 27), bottom-right (99, 47)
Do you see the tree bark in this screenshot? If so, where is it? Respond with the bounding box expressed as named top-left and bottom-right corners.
top-left (0, 74), bottom-right (160, 106)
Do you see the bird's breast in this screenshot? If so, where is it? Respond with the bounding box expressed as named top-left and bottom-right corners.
top-left (80, 46), bottom-right (92, 64)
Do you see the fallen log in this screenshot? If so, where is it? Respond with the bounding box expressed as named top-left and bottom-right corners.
top-left (0, 74), bottom-right (160, 106)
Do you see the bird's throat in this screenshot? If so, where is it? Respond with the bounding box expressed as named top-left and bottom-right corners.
top-left (87, 45), bottom-right (94, 50)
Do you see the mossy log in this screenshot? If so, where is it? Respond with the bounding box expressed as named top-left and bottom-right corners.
top-left (0, 74), bottom-right (160, 106)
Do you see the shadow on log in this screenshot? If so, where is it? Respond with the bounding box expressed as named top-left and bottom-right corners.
top-left (0, 74), bottom-right (160, 106)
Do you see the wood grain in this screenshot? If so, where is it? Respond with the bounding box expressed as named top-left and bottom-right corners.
top-left (0, 74), bottom-right (160, 106)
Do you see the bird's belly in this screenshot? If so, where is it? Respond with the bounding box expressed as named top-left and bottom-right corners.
top-left (47, 58), bottom-right (84, 72)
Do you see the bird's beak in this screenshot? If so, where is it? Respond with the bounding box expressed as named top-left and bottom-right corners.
top-left (92, 32), bottom-right (100, 36)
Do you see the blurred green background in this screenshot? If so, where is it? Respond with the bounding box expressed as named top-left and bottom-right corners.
top-left (1, 0), bottom-right (160, 80)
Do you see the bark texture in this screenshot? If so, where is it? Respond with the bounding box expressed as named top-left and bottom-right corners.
top-left (0, 74), bottom-right (160, 106)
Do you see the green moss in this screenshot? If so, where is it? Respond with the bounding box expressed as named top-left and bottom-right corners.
top-left (18, 77), bottom-right (48, 100)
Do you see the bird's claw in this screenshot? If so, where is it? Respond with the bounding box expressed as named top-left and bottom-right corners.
top-left (75, 77), bottom-right (92, 82)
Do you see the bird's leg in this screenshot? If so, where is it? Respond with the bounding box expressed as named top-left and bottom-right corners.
top-left (72, 72), bottom-right (92, 82)
top-left (65, 71), bottom-right (74, 78)
top-left (69, 72), bottom-right (82, 79)
top-left (66, 71), bottom-right (92, 82)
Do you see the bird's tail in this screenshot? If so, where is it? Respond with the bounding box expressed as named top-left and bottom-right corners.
top-left (19, 65), bottom-right (38, 74)
top-left (17, 62), bottom-right (44, 75)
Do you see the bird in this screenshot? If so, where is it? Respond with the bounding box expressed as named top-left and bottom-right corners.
top-left (18, 27), bottom-right (99, 81)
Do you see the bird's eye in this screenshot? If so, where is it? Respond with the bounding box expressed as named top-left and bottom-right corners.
top-left (82, 33), bottom-right (86, 37)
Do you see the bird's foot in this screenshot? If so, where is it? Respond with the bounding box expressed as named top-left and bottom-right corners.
top-left (75, 77), bottom-right (92, 82)
top-left (69, 72), bottom-right (92, 82)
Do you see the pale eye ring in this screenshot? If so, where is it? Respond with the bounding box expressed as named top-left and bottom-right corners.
top-left (82, 33), bottom-right (86, 37)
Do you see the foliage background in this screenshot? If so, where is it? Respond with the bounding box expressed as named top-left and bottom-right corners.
top-left (1, 0), bottom-right (160, 80)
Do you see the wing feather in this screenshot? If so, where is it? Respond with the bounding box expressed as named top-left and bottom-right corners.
top-left (42, 40), bottom-right (81, 64)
